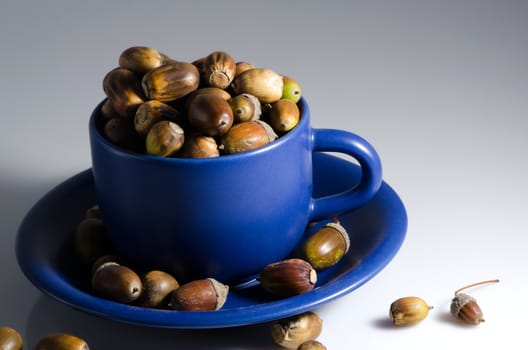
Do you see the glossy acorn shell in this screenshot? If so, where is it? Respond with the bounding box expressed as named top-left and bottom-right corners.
top-left (102, 68), bottom-right (145, 118)
top-left (168, 278), bottom-right (228, 311)
top-left (220, 120), bottom-right (277, 155)
top-left (145, 120), bottom-right (185, 157)
top-left (389, 296), bottom-right (432, 326)
top-left (269, 98), bottom-right (300, 134)
top-left (235, 61), bottom-right (255, 76)
top-left (103, 117), bottom-right (143, 152)
top-left (259, 258), bottom-right (317, 297)
top-left (92, 262), bottom-right (143, 304)
top-left (303, 221), bottom-right (350, 270)
top-left (34, 333), bottom-right (89, 350)
top-left (134, 100), bottom-right (184, 137)
top-left (271, 311), bottom-right (323, 349)
top-left (281, 75), bottom-right (302, 103)
top-left (180, 134), bottom-right (220, 158)
top-left (202, 51), bottom-right (236, 89)
top-left (231, 68), bottom-right (284, 103)
top-left (187, 94), bottom-right (234, 136)
top-left (229, 93), bottom-right (261, 123)
top-left (184, 87), bottom-right (231, 110)
top-left (119, 46), bottom-right (165, 76)
top-left (74, 218), bottom-right (112, 268)
top-left (141, 61), bottom-right (200, 102)
top-left (137, 270), bottom-right (180, 308)
top-left (0, 327), bottom-right (23, 350)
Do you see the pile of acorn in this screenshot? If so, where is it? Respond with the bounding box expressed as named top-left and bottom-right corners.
top-left (75, 203), bottom-right (346, 348)
top-left (100, 47), bottom-right (303, 157)
top-left (76, 205), bottom-right (350, 312)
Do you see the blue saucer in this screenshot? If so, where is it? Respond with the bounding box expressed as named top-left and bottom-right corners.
top-left (16, 153), bottom-right (407, 329)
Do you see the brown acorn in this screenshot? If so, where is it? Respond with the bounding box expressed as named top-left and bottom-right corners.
top-left (92, 262), bottom-right (143, 304)
top-left (269, 98), bottom-right (300, 134)
top-left (231, 68), bottom-right (284, 103)
top-left (0, 327), bottom-right (23, 350)
top-left (184, 87), bottom-right (232, 110)
top-left (180, 133), bottom-right (220, 158)
top-left (102, 68), bottom-right (145, 118)
top-left (141, 61), bottom-right (200, 102)
top-left (118, 46), bottom-right (165, 76)
top-left (221, 120), bottom-right (277, 155)
top-left (235, 61), bottom-right (256, 76)
top-left (34, 333), bottom-right (89, 350)
top-left (145, 120), bottom-right (185, 157)
top-left (202, 51), bottom-right (236, 89)
top-left (137, 270), bottom-right (180, 308)
top-left (134, 100), bottom-right (184, 137)
top-left (259, 258), bottom-right (317, 297)
top-left (271, 311), bottom-right (323, 349)
top-left (450, 279), bottom-right (499, 325)
top-left (187, 94), bottom-right (234, 136)
top-left (229, 93), bottom-right (262, 123)
top-left (303, 220), bottom-right (350, 270)
top-left (103, 117), bottom-right (143, 152)
top-left (74, 217), bottom-right (113, 268)
top-left (168, 278), bottom-right (229, 311)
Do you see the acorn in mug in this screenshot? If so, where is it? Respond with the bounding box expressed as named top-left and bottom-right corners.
top-left (89, 46), bottom-right (383, 283)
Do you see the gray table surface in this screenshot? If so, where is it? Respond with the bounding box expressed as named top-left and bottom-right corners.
top-left (1, 1), bottom-right (526, 348)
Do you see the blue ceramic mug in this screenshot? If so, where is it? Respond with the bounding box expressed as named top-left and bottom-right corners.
top-left (89, 97), bottom-right (382, 284)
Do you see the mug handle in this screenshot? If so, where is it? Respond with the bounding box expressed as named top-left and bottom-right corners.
top-left (309, 128), bottom-right (383, 221)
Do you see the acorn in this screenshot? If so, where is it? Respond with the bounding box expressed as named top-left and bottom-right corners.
top-left (145, 120), bottom-right (185, 157)
top-left (450, 279), bottom-right (499, 325)
top-left (187, 94), bottom-right (234, 136)
top-left (118, 46), bottom-right (165, 76)
top-left (134, 100), bottom-right (184, 137)
top-left (137, 270), bottom-right (180, 308)
top-left (271, 311), bottom-right (323, 349)
top-left (281, 75), bottom-right (302, 103)
top-left (298, 340), bottom-right (327, 350)
top-left (184, 87), bottom-right (232, 110)
top-left (92, 262), bottom-right (143, 304)
top-left (34, 333), bottom-right (89, 350)
top-left (259, 258), bottom-right (317, 297)
top-left (102, 68), bottom-right (145, 118)
top-left (202, 51), bottom-right (236, 89)
top-left (303, 220), bottom-right (350, 270)
top-left (100, 99), bottom-right (119, 120)
top-left (74, 217), bottom-right (113, 268)
top-left (141, 61), bottom-right (200, 102)
top-left (389, 296), bottom-right (433, 326)
top-left (269, 98), bottom-right (301, 134)
top-left (168, 278), bottom-right (229, 311)
top-left (221, 120), bottom-right (277, 155)
top-left (231, 68), bottom-right (284, 103)
top-left (229, 93), bottom-right (262, 123)
top-left (0, 326), bottom-right (23, 350)
top-left (103, 117), bottom-right (143, 152)
top-left (235, 61), bottom-right (255, 75)
top-left (180, 133), bottom-right (220, 158)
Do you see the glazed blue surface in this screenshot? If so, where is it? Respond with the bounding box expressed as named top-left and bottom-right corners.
top-left (16, 154), bottom-right (406, 329)
top-left (89, 97), bottom-right (383, 283)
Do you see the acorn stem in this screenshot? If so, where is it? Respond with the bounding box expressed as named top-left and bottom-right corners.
top-left (454, 279), bottom-right (500, 296)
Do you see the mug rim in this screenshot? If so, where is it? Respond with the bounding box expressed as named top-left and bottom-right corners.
top-left (89, 97), bottom-right (310, 164)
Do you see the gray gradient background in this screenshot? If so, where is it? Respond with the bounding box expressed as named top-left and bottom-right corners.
top-left (1, 0), bottom-right (527, 348)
